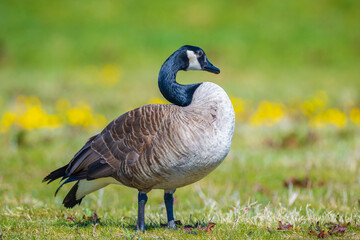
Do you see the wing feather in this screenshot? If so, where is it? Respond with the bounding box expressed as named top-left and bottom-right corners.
top-left (61, 104), bottom-right (175, 191)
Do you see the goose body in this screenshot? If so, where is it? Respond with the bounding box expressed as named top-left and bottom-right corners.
top-left (44, 45), bottom-right (235, 231)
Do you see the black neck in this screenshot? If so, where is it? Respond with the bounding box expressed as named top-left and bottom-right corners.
top-left (158, 51), bottom-right (201, 106)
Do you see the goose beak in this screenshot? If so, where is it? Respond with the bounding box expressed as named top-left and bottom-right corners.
top-left (203, 60), bottom-right (220, 74)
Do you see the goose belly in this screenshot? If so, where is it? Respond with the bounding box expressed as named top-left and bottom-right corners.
top-left (153, 149), bottom-right (230, 190)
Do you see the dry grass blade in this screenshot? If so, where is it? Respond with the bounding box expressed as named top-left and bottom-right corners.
top-left (76, 227), bottom-right (84, 239)
top-left (92, 223), bottom-right (98, 237)
top-left (231, 215), bottom-right (239, 230)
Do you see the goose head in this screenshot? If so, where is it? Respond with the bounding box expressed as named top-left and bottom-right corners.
top-left (158, 45), bottom-right (220, 107)
top-left (179, 45), bottom-right (220, 74)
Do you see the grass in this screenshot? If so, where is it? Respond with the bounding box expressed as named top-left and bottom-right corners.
top-left (1, 126), bottom-right (360, 239)
top-left (1, 0), bottom-right (360, 239)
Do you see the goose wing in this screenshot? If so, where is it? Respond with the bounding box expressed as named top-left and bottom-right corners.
top-left (64, 104), bottom-right (174, 188)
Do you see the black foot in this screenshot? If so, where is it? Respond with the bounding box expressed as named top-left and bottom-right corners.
top-left (167, 220), bottom-right (177, 230)
top-left (136, 222), bottom-right (146, 232)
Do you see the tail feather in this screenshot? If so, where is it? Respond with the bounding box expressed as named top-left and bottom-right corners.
top-left (63, 181), bottom-right (83, 208)
top-left (62, 178), bottom-right (113, 208)
top-left (55, 178), bottom-right (78, 196)
top-left (43, 134), bottom-right (114, 208)
top-left (42, 165), bottom-right (68, 184)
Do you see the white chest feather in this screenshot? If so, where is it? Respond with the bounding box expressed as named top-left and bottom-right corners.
top-left (189, 82), bottom-right (235, 161)
top-left (154, 82), bottom-right (235, 190)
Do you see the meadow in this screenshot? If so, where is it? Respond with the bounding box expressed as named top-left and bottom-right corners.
top-left (1, 0), bottom-right (360, 239)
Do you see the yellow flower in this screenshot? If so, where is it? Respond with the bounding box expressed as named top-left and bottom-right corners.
top-left (66, 102), bottom-right (107, 131)
top-left (0, 112), bottom-right (16, 133)
top-left (66, 106), bottom-right (94, 128)
top-left (350, 108), bottom-right (360, 125)
top-left (98, 64), bottom-right (122, 87)
top-left (230, 97), bottom-right (245, 114)
top-left (309, 109), bottom-right (347, 128)
top-left (17, 105), bottom-right (61, 130)
top-left (250, 101), bottom-right (286, 127)
top-left (230, 96), bottom-right (246, 122)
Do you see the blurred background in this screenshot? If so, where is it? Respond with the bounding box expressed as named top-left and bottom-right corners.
top-left (1, 0), bottom-right (360, 235)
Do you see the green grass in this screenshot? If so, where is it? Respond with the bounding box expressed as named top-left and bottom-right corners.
top-left (1, 126), bottom-right (360, 239)
top-left (1, 0), bottom-right (360, 239)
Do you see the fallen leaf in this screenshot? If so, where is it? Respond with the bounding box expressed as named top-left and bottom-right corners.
top-left (327, 222), bottom-right (348, 235)
top-left (277, 221), bottom-right (293, 230)
top-left (176, 221), bottom-right (216, 234)
top-left (283, 176), bottom-right (311, 188)
top-left (317, 231), bottom-right (328, 238)
top-left (308, 223), bottom-right (327, 238)
top-left (308, 221), bottom-right (349, 238)
top-left (204, 222), bottom-right (216, 233)
top-left (316, 221), bottom-right (323, 232)
top-left (87, 211), bottom-right (100, 224)
top-left (308, 225), bottom-right (317, 236)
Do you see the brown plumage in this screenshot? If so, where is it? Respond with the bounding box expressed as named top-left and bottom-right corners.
top-left (43, 45), bottom-right (235, 231)
top-left (68, 104), bottom-right (174, 191)
top-left (44, 101), bottom-right (219, 192)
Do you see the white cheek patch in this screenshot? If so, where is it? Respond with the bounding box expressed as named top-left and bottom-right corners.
top-left (186, 50), bottom-right (201, 70)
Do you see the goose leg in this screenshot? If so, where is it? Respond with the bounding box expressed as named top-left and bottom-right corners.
top-left (164, 190), bottom-right (176, 229)
top-left (137, 192), bottom-right (148, 232)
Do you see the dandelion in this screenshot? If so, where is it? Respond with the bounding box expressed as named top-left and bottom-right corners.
top-left (310, 109), bottom-right (347, 128)
top-left (66, 103), bottom-right (94, 128)
top-left (0, 95), bottom-right (107, 133)
top-left (98, 64), bottom-right (122, 87)
top-left (230, 97), bottom-right (245, 113)
top-left (350, 108), bottom-right (360, 125)
top-left (66, 102), bottom-right (107, 131)
top-left (0, 96), bottom-right (61, 132)
top-left (16, 104), bottom-right (61, 130)
top-left (249, 101), bottom-right (286, 127)
top-left (0, 112), bottom-right (16, 133)
top-left (230, 96), bottom-right (246, 122)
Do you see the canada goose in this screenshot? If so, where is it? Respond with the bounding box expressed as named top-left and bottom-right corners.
top-left (43, 45), bottom-right (235, 231)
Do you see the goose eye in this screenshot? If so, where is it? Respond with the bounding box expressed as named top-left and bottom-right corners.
top-left (197, 51), bottom-right (203, 57)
